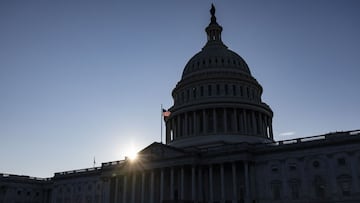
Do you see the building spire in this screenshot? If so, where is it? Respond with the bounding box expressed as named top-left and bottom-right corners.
top-left (210, 4), bottom-right (216, 23)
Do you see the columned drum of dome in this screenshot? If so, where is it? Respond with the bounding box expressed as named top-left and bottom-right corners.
top-left (165, 5), bottom-right (273, 148)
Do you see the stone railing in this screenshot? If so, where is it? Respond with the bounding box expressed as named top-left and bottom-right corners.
top-left (101, 160), bottom-right (125, 167)
top-left (54, 166), bottom-right (101, 176)
top-left (0, 173), bottom-right (52, 181)
top-left (270, 129), bottom-right (360, 146)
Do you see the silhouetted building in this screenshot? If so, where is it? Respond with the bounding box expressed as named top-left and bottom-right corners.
top-left (1, 5), bottom-right (360, 203)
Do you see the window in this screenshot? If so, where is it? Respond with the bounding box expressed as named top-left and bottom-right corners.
top-left (193, 87), bottom-right (197, 98)
top-left (314, 176), bottom-right (326, 198)
top-left (338, 158), bottom-right (346, 166)
top-left (208, 85), bottom-right (212, 96)
top-left (337, 175), bottom-right (352, 196)
top-left (200, 86), bottom-right (204, 96)
top-left (271, 182), bottom-right (282, 200)
top-left (216, 84), bottom-right (220, 95)
top-left (313, 160), bottom-right (320, 168)
top-left (271, 166), bottom-right (279, 173)
top-left (289, 180), bottom-right (300, 199)
top-left (289, 164), bottom-right (297, 171)
top-left (232, 85), bottom-right (236, 96)
top-left (224, 84), bottom-right (228, 95)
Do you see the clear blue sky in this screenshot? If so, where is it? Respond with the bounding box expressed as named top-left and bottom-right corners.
top-left (1, 1), bottom-right (359, 177)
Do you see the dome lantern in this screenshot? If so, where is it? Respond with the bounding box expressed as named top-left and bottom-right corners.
top-left (205, 4), bottom-right (223, 44)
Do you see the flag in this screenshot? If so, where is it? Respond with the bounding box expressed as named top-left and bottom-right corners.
top-left (162, 109), bottom-right (171, 117)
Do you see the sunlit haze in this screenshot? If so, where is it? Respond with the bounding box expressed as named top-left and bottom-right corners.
top-left (0, 1), bottom-right (359, 177)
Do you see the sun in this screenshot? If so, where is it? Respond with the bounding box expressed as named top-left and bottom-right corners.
top-left (127, 148), bottom-right (138, 161)
top-left (125, 143), bottom-right (138, 161)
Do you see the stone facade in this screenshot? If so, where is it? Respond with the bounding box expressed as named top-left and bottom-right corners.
top-left (1, 5), bottom-right (359, 203)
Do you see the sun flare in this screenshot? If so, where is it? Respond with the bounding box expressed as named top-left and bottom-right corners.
top-left (125, 143), bottom-right (138, 161)
top-left (127, 148), bottom-right (138, 161)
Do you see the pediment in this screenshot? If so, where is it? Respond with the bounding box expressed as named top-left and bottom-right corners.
top-left (138, 142), bottom-right (187, 160)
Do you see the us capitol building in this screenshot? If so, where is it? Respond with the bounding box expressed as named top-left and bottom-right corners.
top-left (1, 5), bottom-right (359, 203)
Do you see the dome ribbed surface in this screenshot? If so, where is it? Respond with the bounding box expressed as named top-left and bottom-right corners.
top-left (182, 45), bottom-right (251, 79)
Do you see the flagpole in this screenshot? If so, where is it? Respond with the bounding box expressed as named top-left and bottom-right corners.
top-left (160, 104), bottom-right (163, 144)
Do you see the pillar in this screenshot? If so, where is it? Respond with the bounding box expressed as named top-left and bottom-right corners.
top-left (160, 169), bottom-right (164, 202)
top-left (122, 175), bottom-right (127, 203)
top-left (185, 113), bottom-right (188, 136)
top-left (170, 167), bottom-right (174, 200)
top-left (351, 155), bottom-right (360, 194)
top-left (232, 162), bottom-right (238, 203)
top-left (209, 165), bottom-right (214, 202)
top-left (141, 172), bottom-right (145, 203)
top-left (213, 108), bottom-right (217, 133)
top-left (150, 171), bottom-right (154, 203)
top-left (224, 108), bottom-right (228, 133)
top-left (192, 166), bottom-right (196, 201)
top-left (193, 111), bottom-right (197, 135)
top-left (203, 110), bottom-right (207, 134)
top-left (233, 108), bottom-right (238, 133)
top-left (114, 177), bottom-right (119, 203)
top-left (198, 167), bottom-right (203, 202)
top-left (181, 167), bottom-right (185, 200)
top-left (251, 111), bottom-right (257, 135)
top-left (166, 121), bottom-right (171, 143)
top-left (242, 109), bottom-right (247, 134)
top-left (220, 163), bottom-right (225, 202)
top-left (172, 118), bottom-right (176, 140)
top-left (102, 178), bottom-right (110, 203)
top-left (131, 173), bottom-right (136, 203)
top-left (244, 161), bottom-right (251, 203)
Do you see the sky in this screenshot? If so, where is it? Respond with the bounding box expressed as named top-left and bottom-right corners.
top-left (0, 1), bottom-right (359, 178)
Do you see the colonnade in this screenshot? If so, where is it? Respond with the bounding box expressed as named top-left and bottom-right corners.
top-left (110, 161), bottom-right (252, 203)
top-left (166, 108), bottom-right (273, 143)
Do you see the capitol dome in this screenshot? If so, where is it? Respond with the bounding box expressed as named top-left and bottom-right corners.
top-left (165, 5), bottom-right (273, 148)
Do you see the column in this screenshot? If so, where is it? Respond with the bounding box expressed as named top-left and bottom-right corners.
top-left (172, 118), bottom-right (176, 140)
top-left (181, 167), bottom-right (185, 200)
top-left (122, 175), bottom-right (127, 203)
top-left (213, 108), bottom-right (217, 133)
top-left (170, 167), bottom-right (174, 200)
top-left (224, 108), bottom-right (228, 133)
top-left (114, 177), bottom-right (119, 203)
top-left (198, 167), bottom-right (203, 202)
top-left (185, 113), bottom-right (188, 136)
top-left (233, 108), bottom-right (238, 133)
top-left (141, 172), bottom-right (145, 203)
top-left (220, 163), bottom-right (225, 202)
top-left (242, 110), bottom-right (247, 134)
top-left (102, 178), bottom-right (110, 203)
top-left (177, 116), bottom-right (181, 137)
top-left (232, 162), bottom-right (238, 203)
top-left (150, 171), bottom-right (154, 203)
top-left (244, 162), bottom-right (251, 203)
top-left (193, 111), bottom-right (197, 135)
top-left (269, 120), bottom-right (273, 139)
top-left (166, 121), bottom-right (171, 143)
top-left (131, 173), bottom-right (137, 203)
top-left (160, 169), bottom-right (164, 202)
top-left (192, 166), bottom-right (196, 201)
top-left (203, 110), bottom-right (207, 134)
top-left (350, 155), bottom-right (360, 194)
top-left (209, 165), bottom-right (214, 202)
top-left (251, 111), bottom-right (257, 135)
